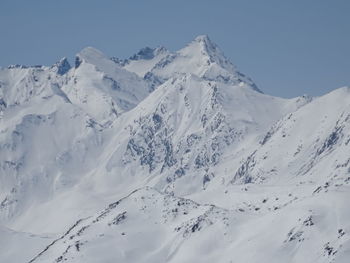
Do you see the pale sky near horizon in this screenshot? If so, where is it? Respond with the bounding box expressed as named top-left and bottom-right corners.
top-left (0, 0), bottom-right (349, 98)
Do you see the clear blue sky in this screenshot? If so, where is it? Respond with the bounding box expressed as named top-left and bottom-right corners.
top-left (0, 0), bottom-right (349, 98)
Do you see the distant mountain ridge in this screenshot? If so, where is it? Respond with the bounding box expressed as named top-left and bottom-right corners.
top-left (0, 35), bottom-right (349, 263)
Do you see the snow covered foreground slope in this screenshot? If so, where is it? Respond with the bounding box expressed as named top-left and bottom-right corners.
top-left (1, 36), bottom-right (350, 263)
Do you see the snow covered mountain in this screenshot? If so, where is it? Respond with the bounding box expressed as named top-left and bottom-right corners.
top-left (1, 35), bottom-right (349, 263)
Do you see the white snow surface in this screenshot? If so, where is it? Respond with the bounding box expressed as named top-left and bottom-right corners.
top-left (123, 46), bottom-right (170, 77)
top-left (0, 36), bottom-right (349, 263)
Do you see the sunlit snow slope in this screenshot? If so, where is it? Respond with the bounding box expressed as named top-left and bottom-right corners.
top-left (1, 35), bottom-right (349, 263)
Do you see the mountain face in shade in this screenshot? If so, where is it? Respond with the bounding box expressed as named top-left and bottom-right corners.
top-left (0, 36), bottom-right (349, 263)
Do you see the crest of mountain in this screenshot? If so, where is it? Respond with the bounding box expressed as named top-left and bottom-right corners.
top-left (1, 36), bottom-right (349, 263)
top-left (120, 35), bottom-right (260, 92)
top-left (0, 48), bottom-right (151, 123)
top-left (61, 47), bottom-right (152, 123)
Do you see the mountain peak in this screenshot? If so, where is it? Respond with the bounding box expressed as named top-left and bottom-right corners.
top-left (75, 47), bottom-right (108, 68)
top-left (2, 36), bottom-right (350, 263)
top-left (186, 35), bottom-right (219, 55)
top-left (51, 57), bottom-right (71, 75)
top-left (193, 34), bottom-right (211, 44)
top-left (179, 35), bottom-right (232, 69)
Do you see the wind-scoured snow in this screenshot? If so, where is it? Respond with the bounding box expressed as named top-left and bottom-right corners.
top-left (0, 36), bottom-right (349, 263)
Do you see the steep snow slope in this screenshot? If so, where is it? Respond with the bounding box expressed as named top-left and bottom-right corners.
top-left (1, 36), bottom-right (303, 232)
top-left (1, 69), bottom-right (306, 237)
top-left (1, 35), bottom-right (349, 263)
top-left (113, 74), bottom-right (309, 196)
top-left (62, 47), bottom-right (151, 123)
top-left (0, 47), bottom-right (151, 123)
top-left (149, 35), bottom-right (250, 84)
top-left (0, 47), bottom-right (152, 228)
top-left (0, 64), bottom-right (68, 109)
top-left (231, 87), bottom-right (350, 186)
top-left (29, 187), bottom-right (350, 263)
